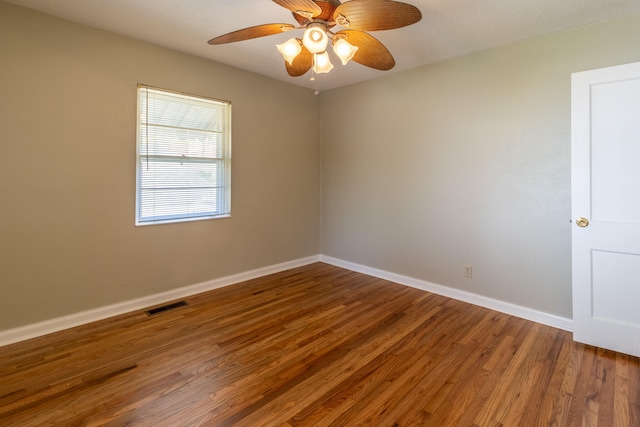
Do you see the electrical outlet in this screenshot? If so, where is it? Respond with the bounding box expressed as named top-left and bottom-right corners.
top-left (464, 265), bottom-right (473, 278)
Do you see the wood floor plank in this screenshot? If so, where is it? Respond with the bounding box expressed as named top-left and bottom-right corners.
top-left (415, 317), bottom-right (519, 426)
top-left (531, 331), bottom-right (575, 426)
top-left (629, 355), bottom-right (640, 426)
top-left (1, 262), bottom-right (639, 426)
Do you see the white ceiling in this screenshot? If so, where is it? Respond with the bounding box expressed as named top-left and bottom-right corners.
top-left (5, 0), bottom-right (640, 91)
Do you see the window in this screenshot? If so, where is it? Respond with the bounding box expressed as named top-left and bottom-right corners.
top-left (136, 85), bottom-right (231, 225)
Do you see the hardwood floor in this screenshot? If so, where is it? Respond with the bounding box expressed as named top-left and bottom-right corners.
top-left (1, 262), bottom-right (638, 426)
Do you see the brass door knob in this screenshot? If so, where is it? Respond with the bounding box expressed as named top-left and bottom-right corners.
top-left (576, 217), bottom-right (589, 228)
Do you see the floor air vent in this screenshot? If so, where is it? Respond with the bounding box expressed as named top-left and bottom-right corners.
top-left (145, 300), bottom-right (188, 316)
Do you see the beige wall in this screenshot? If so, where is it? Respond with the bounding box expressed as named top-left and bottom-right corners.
top-left (0, 2), bottom-right (321, 330)
top-left (320, 13), bottom-right (640, 318)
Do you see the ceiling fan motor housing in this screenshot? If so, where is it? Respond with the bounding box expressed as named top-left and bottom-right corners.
top-left (293, 0), bottom-right (341, 26)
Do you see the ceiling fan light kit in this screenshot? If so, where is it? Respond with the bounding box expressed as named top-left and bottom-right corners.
top-left (313, 51), bottom-right (334, 73)
top-left (208, 0), bottom-right (422, 80)
top-left (332, 38), bottom-right (359, 65)
top-left (302, 23), bottom-right (329, 53)
top-left (276, 38), bottom-right (303, 65)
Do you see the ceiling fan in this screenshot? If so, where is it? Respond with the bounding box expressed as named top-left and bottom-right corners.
top-left (208, 0), bottom-right (422, 78)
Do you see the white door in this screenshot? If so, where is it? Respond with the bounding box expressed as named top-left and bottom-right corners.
top-left (572, 61), bottom-right (640, 358)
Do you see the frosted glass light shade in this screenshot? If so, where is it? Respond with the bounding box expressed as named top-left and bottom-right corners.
top-left (313, 52), bottom-right (334, 74)
top-left (333, 39), bottom-right (358, 65)
top-left (302, 24), bottom-right (329, 54)
top-left (276, 38), bottom-right (302, 65)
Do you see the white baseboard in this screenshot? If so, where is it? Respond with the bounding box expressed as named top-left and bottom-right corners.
top-left (0, 255), bottom-right (321, 347)
top-left (319, 255), bottom-right (573, 332)
top-left (0, 254), bottom-right (573, 348)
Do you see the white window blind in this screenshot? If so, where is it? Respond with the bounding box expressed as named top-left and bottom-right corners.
top-left (136, 85), bottom-right (231, 225)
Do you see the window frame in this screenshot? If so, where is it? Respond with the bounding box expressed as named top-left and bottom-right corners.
top-left (135, 84), bottom-right (232, 226)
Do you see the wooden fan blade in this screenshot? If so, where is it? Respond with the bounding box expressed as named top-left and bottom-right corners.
top-left (285, 45), bottom-right (313, 76)
top-left (272, 0), bottom-right (322, 18)
top-left (208, 23), bottom-right (295, 44)
top-left (334, 0), bottom-right (422, 31)
top-left (335, 30), bottom-right (395, 70)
